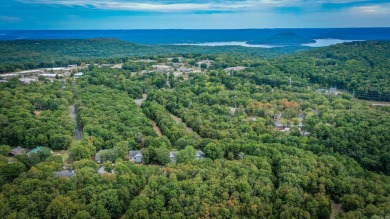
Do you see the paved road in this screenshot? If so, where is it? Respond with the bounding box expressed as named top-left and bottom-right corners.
top-left (70, 105), bottom-right (82, 140)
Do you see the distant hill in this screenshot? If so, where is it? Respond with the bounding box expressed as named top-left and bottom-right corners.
top-left (250, 32), bottom-right (316, 45)
top-left (0, 38), bottom-right (163, 63)
top-left (0, 38), bottom-right (304, 73)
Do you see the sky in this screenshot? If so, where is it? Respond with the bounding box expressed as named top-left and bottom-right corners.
top-left (1, 0), bottom-right (390, 29)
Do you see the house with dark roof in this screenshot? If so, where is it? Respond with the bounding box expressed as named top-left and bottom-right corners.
top-left (129, 151), bottom-right (143, 163)
top-left (9, 146), bottom-right (26, 156)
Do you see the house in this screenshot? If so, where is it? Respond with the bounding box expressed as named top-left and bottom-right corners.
top-left (169, 151), bottom-right (177, 163)
top-left (9, 146), bottom-right (26, 156)
top-left (152, 65), bottom-right (172, 73)
top-left (19, 77), bottom-right (38, 84)
top-left (17, 70), bottom-right (43, 76)
top-left (229, 107), bottom-right (237, 115)
top-left (39, 73), bottom-right (61, 79)
top-left (54, 171), bottom-right (74, 178)
top-left (277, 126), bottom-right (291, 132)
top-left (196, 150), bottom-right (205, 160)
top-left (74, 72), bottom-right (84, 78)
top-left (129, 151), bottom-right (143, 163)
top-left (0, 73), bottom-right (18, 79)
top-left (98, 166), bottom-right (106, 174)
top-left (44, 67), bottom-right (65, 73)
top-left (179, 67), bottom-right (194, 73)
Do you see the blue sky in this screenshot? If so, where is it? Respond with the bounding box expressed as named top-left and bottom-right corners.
top-left (1, 0), bottom-right (390, 29)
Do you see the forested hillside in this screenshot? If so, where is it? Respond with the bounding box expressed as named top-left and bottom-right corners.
top-left (272, 41), bottom-right (390, 100)
top-left (1, 63), bottom-right (389, 218)
top-left (0, 39), bottom-right (296, 73)
top-left (1, 39), bottom-right (389, 101)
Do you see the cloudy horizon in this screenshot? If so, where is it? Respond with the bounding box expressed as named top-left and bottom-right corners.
top-left (1, 0), bottom-right (390, 29)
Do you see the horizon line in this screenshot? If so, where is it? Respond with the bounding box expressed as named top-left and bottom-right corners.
top-left (1, 27), bottom-right (390, 31)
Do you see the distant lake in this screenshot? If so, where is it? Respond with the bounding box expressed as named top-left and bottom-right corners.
top-left (177, 39), bottom-right (361, 48)
top-left (303, 39), bottom-right (360, 47)
top-left (175, 41), bottom-right (280, 48)
top-left (0, 28), bottom-right (389, 47)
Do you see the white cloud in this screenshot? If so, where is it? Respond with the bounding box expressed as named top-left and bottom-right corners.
top-left (17, 0), bottom-right (354, 11)
top-left (350, 3), bottom-right (390, 14)
top-left (16, 0), bottom-right (390, 15)
top-left (18, 0), bottom-right (262, 11)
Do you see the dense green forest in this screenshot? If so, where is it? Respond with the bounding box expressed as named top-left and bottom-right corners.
top-left (0, 41), bottom-right (390, 218)
top-left (3, 39), bottom-right (388, 100)
top-left (0, 78), bottom-right (73, 149)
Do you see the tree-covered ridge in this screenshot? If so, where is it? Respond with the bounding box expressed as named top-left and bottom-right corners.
top-left (0, 79), bottom-right (73, 149)
top-left (0, 38), bottom-right (156, 64)
top-left (272, 41), bottom-right (390, 100)
top-left (0, 38), bottom-right (298, 73)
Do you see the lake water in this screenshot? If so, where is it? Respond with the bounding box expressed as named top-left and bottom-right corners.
top-left (303, 39), bottom-right (360, 47)
top-left (0, 28), bottom-right (388, 47)
top-left (175, 41), bottom-right (280, 48)
top-left (176, 39), bottom-right (360, 47)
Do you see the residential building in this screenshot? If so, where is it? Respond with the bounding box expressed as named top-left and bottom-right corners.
top-left (19, 77), bottom-right (38, 84)
top-left (74, 72), bottom-right (84, 78)
top-left (129, 151), bottom-right (143, 163)
top-left (9, 146), bottom-right (26, 156)
top-left (152, 65), bottom-right (172, 73)
top-left (224, 66), bottom-right (247, 72)
top-left (196, 150), bottom-right (205, 160)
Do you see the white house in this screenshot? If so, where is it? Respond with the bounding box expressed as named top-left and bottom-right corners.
top-left (129, 151), bottom-right (143, 163)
